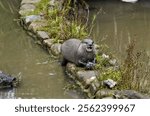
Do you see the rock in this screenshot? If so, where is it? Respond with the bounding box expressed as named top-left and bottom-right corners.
top-left (76, 71), bottom-right (97, 86)
top-left (24, 15), bottom-right (42, 25)
top-left (43, 39), bottom-right (54, 48)
top-left (28, 20), bottom-right (48, 33)
top-left (109, 59), bottom-right (117, 66)
top-left (50, 43), bottom-right (61, 56)
top-left (76, 70), bottom-right (96, 81)
top-left (103, 79), bottom-right (117, 89)
top-left (102, 53), bottom-right (110, 59)
top-left (89, 82), bottom-right (98, 96)
top-left (19, 4), bottom-right (36, 16)
top-left (114, 90), bottom-right (149, 99)
top-left (21, 0), bottom-right (41, 5)
top-left (66, 63), bottom-right (77, 79)
top-left (49, 0), bottom-right (64, 10)
top-left (37, 31), bottom-right (50, 40)
top-left (96, 89), bottom-right (115, 98)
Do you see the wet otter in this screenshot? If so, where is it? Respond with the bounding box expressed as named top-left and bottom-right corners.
top-left (61, 38), bottom-right (96, 69)
top-left (0, 71), bottom-right (19, 88)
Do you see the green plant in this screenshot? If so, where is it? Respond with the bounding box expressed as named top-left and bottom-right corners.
top-left (95, 54), bottom-right (110, 69)
top-left (98, 68), bottom-right (121, 82)
top-left (118, 40), bottom-right (150, 92)
top-left (32, 0), bottom-right (89, 43)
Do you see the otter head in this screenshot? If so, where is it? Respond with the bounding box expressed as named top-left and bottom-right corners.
top-left (81, 39), bottom-right (94, 52)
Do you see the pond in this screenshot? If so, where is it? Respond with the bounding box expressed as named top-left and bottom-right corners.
top-left (88, 0), bottom-right (150, 93)
top-left (89, 0), bottom-right (150, 60)
top-left (0, 0), bottom-right (84, 99)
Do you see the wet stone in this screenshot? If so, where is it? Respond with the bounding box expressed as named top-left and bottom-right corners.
top-left (37, 31), bottom-right (50, 40)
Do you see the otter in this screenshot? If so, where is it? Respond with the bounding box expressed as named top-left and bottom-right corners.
top-left (0, 71), bottom-right (17, 88)
top-left (61, 38), bottom-right (96, 69)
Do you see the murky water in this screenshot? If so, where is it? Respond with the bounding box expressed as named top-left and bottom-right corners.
top-left (88, 0), bottom-right (150, 93)
top-left (0, 0), bottom-right (83, 99)
top-left (89, 0), bottom-right (150, 60)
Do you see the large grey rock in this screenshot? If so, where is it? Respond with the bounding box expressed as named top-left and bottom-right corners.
top-left (19, 4), bottom-right (36, 16)
top-left (21, 0), bottom-right (41, 5)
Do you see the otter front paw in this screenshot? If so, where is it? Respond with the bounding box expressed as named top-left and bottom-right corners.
top-left (86, 62), bottom-right (95, 70)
